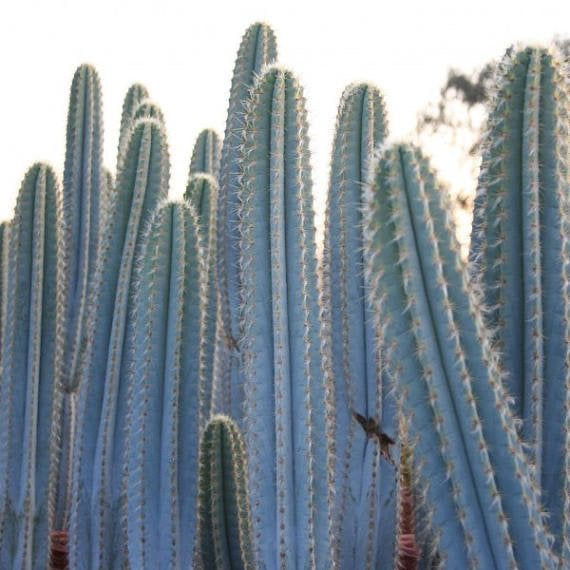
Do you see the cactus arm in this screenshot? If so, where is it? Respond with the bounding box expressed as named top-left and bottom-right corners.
top-left (185, 173), bottom-right (218, 429)
top-left (239, 66), bottom-right (330, 568)
top-left (68, 119), bottom-right (169, 568)
top-left (58, 63), bottom-right (104, 394)
top-left (195, 415), bottom-right (255, 569)
top-left (189, 129), bottom-right (221, 178)
top-left (469, 47), bottom-right (570, 557)
top-left (216, 23), bottom-right (277, 419)
top-left (365, 144), bottom-right (557, 567)
top-left (321, 82), bottom-right (391, 566)
top-left (0, 221), bottom-right (7, 357)
top-left (117, 83), bottom-right (149, 168)
top-left (123, 201), bottom-right (202, 568)
top-left (0, 164), bottom-right (61, 569)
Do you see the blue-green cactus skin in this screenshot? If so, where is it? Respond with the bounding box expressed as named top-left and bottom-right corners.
top-left (133, 99), bottom-right (165, 124)
top-left (117, 83), bottom-right (149, 168)
top-left (216, 22), bottom-right (277, 420)
top-left (0, 221), bottom-right (8, 357)
top-left (185, 174), bottom-right (219, 427)
top-left (364, 143), bottom-right (557, 568)
top-left (469, 47), bottom-right (570, 559)
top-left (238, 66), bottom-right (332, 569)
top-left (0, 164), bottom-right (61, 569)
top-left (58, 63), bottom-right (104, 394)
top-left (189, 129), bottom-right (221, 179)
top-left (194, 415), bottom-right (255, 569)
top-left (123, 201), bottom-right (203, 569)
top-left (68, 118), bottom-right (169, 569)
top-left (321, 82), bottom-right (396, 567)
top-left (50, 64), bottom-right (105, 533)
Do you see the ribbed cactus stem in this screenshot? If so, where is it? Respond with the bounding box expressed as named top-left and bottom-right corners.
top-left (185, 173), bottom-right (219, 429)
top-left (195, 415), bottom-right (255, 569)
top-left (364, 143), bottom-right (557, 568)
top-left (189, 129), bottom-right (221, 178)
top-left (68, 118), bottom-right (169, 568)
top-left (216, 22), bottom-right (277, 418)
top-left (239, 65), bottom-right (331, 568)
top-left (321, 82), bottom-right (393, 568)
top-left (57, 63), bottom-right (104, 394)
top-left (123, 201), bottom-right (204, 568)
top-left (117, 83), bottom-right (149, 167)
top-left (0, 164), bottom-right (61, 569)
top-left (133, 99), bottom-right (165, 124)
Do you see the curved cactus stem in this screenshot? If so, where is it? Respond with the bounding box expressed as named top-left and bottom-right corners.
top-left (238, 65), bottom-right (331, 568)
top-left (189, 129), bottom-right (221, 179)
top-left (133, 99), bottom-right (165, 124)
top-left (123, 201), bottom-right (203, 568)
top-left (469, 46), bottom-right (570, 559)
top-left (364, 143), bottom-right (557, 567)
top-left (117, 83), bottom-right (149, 168)
top-left (321, 82), bottom-right (393, 567)
top-left (68, 118), bottom-right (169, 569)
top-left (185, 173), bottom-right (219, 429)
top-left (194, 415), bottom-right (255, 569)
top-left (0, 164), bottom-right (61, 569)
top-left (216, 22), bottom-right (277, 419)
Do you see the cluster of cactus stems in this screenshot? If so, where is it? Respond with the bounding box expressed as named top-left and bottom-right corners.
top-left (0, 20), bottom-right (568, 570)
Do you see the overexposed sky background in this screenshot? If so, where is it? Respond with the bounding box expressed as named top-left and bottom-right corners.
top-left (0, 0), bottom-right (568, 223)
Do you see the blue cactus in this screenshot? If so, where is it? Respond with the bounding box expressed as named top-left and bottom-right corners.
top-left (117, 83), bottom-right (149, 168)
top-left (49, 64), bottom-right (105, 536)
top-left (185, 173), bottom-right (219, 427)
top-left (238, 65), bottom-right (332, 568)
top-left (189, 129), bottom-right (221, 179)
top-left (122, 200), bottom-right (204, 569)
top-left (0, 221), bottom-right (8, 356)
top-left (194, 415), bottom-right (254, 569)
top-left (68, 118), bottom-right (169, 568)
top-left (321, 82), bottom-right (397, 567)
top-left (133, 99), bottom-right (165, 124)
top-left (469, 46), bottom-right (570, 560)
top-left (216, 22), bottom-right (278, 419)
top-left (0, 164), bottom-right (61, 569)
top-left (364, 142), bottom-right (557, 567)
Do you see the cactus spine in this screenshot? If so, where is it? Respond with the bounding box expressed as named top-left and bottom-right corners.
top-left (238, 65), bottom-right (331, 568)
top-left (123, 201), bottom-right (204, 568)
top-left (216, 22), bottom-right (277, 418)
top-left (190, 129), bottom-right (221, 179)
top-left (0, 221), bottom-right (8, 356)
top-left (321, 82), bottom-right (395, 567)
top-left (469, 46), bottom-right (570, 559)
top-left (69, 118), bottom-right (169, 568)
top-left (0, 164), bottom-right (61, 568)
top-left (133, 99), bottom-right (165, 124)
top-left (364, 143), bottom-right (557, 568)
top-left (194, 415), bottom-right (254, 569)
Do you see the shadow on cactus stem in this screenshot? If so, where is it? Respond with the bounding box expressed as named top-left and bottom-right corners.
top-left (49, 531), bottom-right (68, 569)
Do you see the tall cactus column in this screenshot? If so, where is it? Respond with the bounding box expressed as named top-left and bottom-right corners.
top-left (238, 66), bottom-right (332, 568)
top-left (321, 82), bottom-right (395, 568)
top-left (469, 46), bottom-right (570, 560)
top-left (0, 164), bottom-right (61, 569)
top-left (364, 143), bottom-right (557, 568)
top-left (68, 117), bottom-right (169, 568)
top-left (50, 64), bottom-right (104, 534)
top-left (122, 201), bottom-right (204, 569)
top-left (216, 22), bottom-right (277, 419)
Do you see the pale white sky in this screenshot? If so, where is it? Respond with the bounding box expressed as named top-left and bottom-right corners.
top-left (1, 0), bottom-right (568, 223)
